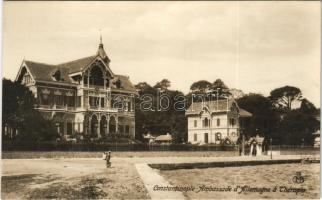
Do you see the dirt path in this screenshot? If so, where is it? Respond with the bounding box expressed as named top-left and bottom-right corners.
top-left (2, 159), bottom-right (150, 199)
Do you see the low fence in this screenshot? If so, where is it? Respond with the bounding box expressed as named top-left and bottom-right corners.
top-left (2, 142), bottom-right (319, 155)
top-left (271, 145), bottom-right (320, 156)
top-left (2, 141), bottom-right (238, 152)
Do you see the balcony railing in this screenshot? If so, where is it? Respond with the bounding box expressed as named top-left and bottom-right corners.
top-left (36, 104), bottom-right (76, 111)
top-left (87, 105), bottom-right (118, 112)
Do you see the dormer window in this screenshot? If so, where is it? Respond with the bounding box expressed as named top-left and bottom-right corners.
top-left (53, 70), bottom-right (62, 81)
top-left (115, 79), bottom-right (122, 89)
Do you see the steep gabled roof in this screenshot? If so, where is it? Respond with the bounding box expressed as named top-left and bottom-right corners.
top-left (24, 60), bottom-right (76, 84)
top-left (58, 55), bottom-right (97, 74)
top-left (110, 74), bottom-right (137, 93)
top-left (186, 99), bottom-right (234, 114)
top-left (186, 99), bottom-right (252, 117)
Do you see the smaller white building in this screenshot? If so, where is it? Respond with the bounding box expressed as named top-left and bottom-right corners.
top-left (186, 98), bottom-right (251, 145)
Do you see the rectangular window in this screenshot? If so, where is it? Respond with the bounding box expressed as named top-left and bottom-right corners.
top-left (42, 93), bottom-right (49, 105)
top-left (55, 95), bottom-right (64, 106)
top-left (127, 101), bottom-right (131, 111)
top-left (118, 125), bottom-right (123, 133)
top-left (230, 118), bottom-right (235, 126)
top-left (194, 120), bottom-right (197, 127)
top-left (125, 125), bottom-right (130, 134)
top-left (89, 96), bottom-right (99, 107)
top-left (204, 133), bottom-right (208, 143)
top-left (76, 96), bottom-right (81, 107)
top-left (67, 122), bottom-right (73, 135)
top-left (101, 98), bottom-right (105, 108)
top-left (194, 134), bottom-right (197, 141)
top-left (67, 96), bottom-right (75, 107)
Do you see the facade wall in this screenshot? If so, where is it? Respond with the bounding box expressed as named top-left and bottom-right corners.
top-left (187, 110), bottom-right (240, 144)
top-left (25, 79), bottom-right (136, 139)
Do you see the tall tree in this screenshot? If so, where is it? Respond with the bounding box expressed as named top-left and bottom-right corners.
top-left (210, 79), bottom-right (231, 98)
top-left (278, 110), bottom-right (319, 145)
top-left (134, 81), bottom-right (187, 143)
top-left (190, 80), bottom-right (212, 92)
top-left (154, 79), bottom-right (171, 91)
top-left (2, 79), bottom-right (58, 141)
top-left (300, 98), bottom-right (317, 115)
top-left (237, 93), bottom-right (280, 140)
top-left (269, 86), bottom-right (302, 111)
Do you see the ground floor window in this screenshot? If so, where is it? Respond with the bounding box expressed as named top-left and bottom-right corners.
top-left (194, 133), bottom-right (197, 141)
top-left (67, 122), bottom-right (73, 135)
top-left (125, 125), bottom-right (130, 134)
top-left (216, 132), bottom-right (222, 141)
top-left (204, 133), bottom-right (208, 143)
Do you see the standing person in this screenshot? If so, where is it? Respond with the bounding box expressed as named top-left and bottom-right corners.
top-left (104, 151), bottom-right (111, 168)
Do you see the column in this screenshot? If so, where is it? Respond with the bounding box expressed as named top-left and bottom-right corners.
top-left (115, 117), bottom-right (119, 134)
top-left (80, 121), bottom-right (83, 133)
top-left (106, 116), bottom-right (110, 134)
top-left (87, 72), bottom-right (90, 88)
top-left (88, 116), bottom-right (92, 136)
top-left (97, 116), bottom-right (101, 138)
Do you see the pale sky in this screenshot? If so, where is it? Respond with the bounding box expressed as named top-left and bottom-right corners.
top-left (3, 1), bottom-right (320, 107)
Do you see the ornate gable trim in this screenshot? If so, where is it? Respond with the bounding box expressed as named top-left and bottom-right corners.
top-left (82, 56), bottom-right (114, 78)
top-left (15, 60), bottom-right (36, 84)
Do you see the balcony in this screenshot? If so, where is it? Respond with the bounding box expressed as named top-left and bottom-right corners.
top-left (87, 105), bottom-right (118, 112)
top-left (36, 104), bottom-right (76, 112)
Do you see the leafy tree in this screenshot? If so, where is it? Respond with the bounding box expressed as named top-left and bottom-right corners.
top-left (269, 86), bottom-right (302, 111)
top-left (300, 98), bottom-right (317, 115)
top-left (134, 81), bottom-right (187, 143)
top-left (212, 79), bottom-right (228, 90)
top-left (210, 79), bottom-right (231, 98)
top-left (237, 93), bottom-right (280, 140)
top-left (190, 80), bottom-right (212, 92)
top-left (135, 82), bottom-right (154, 93)
top-left (278, 110), bottom-right (319, 145)
top-left (154, 79), bottom-right (171, 91)
top-left (2, 79), bottom-right (58, 141)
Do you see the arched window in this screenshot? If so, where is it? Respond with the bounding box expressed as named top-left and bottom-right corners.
top-left (89, 65), bottom-right (104, 86)
top-left (203, 117), bottom-right (210, 127)
top-left (217, 119), bottom-right (220, 126)
top-left (216, 132), bottom-right (222, 141)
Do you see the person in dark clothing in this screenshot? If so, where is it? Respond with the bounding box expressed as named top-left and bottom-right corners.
top-left (103, 151), bottom-right (111, 167)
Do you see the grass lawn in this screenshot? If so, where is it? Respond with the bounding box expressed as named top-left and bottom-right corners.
top-left (160, 163), bottom-right (320, 199)
top-left (2, 151), bottom-right (238, 159)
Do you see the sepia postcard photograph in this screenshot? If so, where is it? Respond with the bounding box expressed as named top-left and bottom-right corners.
top-left (1, 1), bottom-right (321, 199)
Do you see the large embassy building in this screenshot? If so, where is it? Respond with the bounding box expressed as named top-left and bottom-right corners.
top-left (15, 39), bottom-right (137, 139)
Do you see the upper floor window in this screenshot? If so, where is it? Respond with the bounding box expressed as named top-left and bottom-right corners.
top-left (203, 118), bottom-right (210, 127)
top-left (52, 70), bottom-right (62, 81)
top-left (230, 118), bottom-right (236, 126)
top-left (67, 96), bottom-right (75, 107)
top-left (88, 65), bottom-right (104, 86)
top-left (194, 120), bottom-right (197, 127)
top-left (23, 74), bottom-right (32, 84)
top-left (217, 119), bottom-right (220, 127)
top-left (89, 96), bottom-right (100, 107)
top-left (40, 89), bottom-right (50, 105)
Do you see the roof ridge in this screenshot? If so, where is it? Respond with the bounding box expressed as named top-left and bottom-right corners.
top-left (24, 55), bottom-right (97, 68)
top-left (56, 55), bottom-right (97, 66)
top-left (24, 60), bottom-right (56, 67)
